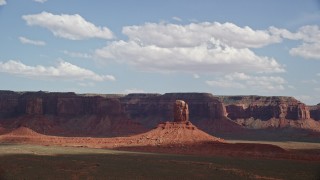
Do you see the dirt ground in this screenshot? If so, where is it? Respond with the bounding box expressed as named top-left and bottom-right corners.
top-left (0, 144), bottom-right (319, 180)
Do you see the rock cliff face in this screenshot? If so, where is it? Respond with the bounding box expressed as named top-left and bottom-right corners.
top-left (0, 91), bottom-right (319, 137)
top-left (0, 91), bottom-right (20, 118)
top-left (0, 91), bottom-right (144, 137)
top-left (173, 100), bottom-right (189, 122)
top-left (120, 93), bottom-right (227, 128)
top-left (26, 98), bottom-right (43, 115)
top-left (309, 104), bottom-right (320, 121)
top-left (217, 96), bottom-right (320, 131)
top-left (218, 96), bottom-right (311, 121)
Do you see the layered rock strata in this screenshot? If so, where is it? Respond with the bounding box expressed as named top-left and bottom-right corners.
top-left (309, 104), bottom-right (320, 121)
top-left (173, 100), bottom-right (189, 122)
top-left (218, 96), bottom-right (320, 131)
top-left (0, 91), bottom-right (319, 137)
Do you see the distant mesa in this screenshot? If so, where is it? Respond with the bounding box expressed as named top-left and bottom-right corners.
top-left (1, 90), bottom-right (320, 139)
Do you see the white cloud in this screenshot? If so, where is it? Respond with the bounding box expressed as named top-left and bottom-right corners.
top-left (225, 72), bottom-right (251, 81)
top-left (172, 16), bottom-right (182, 22)
top-left (0, 60), bottom-right (115, 82)
top-left (270, 25), bottom-right (320, 43)
top-left (293, 25), bottom-right (320, 43)
top-left (124, 88), bottom-right (145, 94)
top-left (206, 72), bottom-right (286, 91)
top-left (63, 50), bottom-right (92, 59)
top-left (33, 0), bottom-right (47, 3)
top-left (271, 25), bottom-right (320, 60)
top-left (290, 42), bottom-right (320, 59)
top-left (95, 22), bottom-right (285, 74)
top-left (206, 80), bottom-right (246, 89)
top-left (0, 0), bottom-right (6, 6)
top-left (122, 22), bottom-right (281, 49)
top-left (22, 11), bottom-right (114, 40)
top-left (19, 36), bottom-right (46, 46)
top-left (95, 39), bottom-right (284, 74)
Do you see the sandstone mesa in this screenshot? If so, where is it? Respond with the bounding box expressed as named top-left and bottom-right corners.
top-left (0, 90), bottom-right (319, 139)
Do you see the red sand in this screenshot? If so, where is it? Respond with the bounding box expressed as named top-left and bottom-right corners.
top-left (1, 126), bottom-right (319, 161)
top-left (0, 122), bottom-right (223, 148)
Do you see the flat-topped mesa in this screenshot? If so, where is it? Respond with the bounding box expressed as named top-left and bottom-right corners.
top-left (174, 100), bottom-right (189, 122)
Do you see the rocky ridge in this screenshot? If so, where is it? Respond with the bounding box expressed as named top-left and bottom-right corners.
top-left (218, 96), bottom-right (320, 131)
top-left (0, 100), bottom-right (223, 148)
top-left (0, 90), bottom-right (319, 138)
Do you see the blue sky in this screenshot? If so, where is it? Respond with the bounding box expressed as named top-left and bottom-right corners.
top-left (0, 0), bottom-right (320, 104)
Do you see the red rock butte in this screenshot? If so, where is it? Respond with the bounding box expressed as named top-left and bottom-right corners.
top-left (174, 100), bottom-right (189, 122)
top-left (134, 100), bottom-right (224, 145)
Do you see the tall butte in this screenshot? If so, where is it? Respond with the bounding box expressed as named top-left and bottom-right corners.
top-left (128, 100), bottom-right (224, 146)
top-left (174, 100), bottom-right (189, 122)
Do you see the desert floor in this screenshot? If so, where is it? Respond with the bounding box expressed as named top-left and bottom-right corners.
top-left (0, 143), bottom-right (319, 180)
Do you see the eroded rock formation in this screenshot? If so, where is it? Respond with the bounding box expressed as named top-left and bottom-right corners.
top-left (309, 104), bottom-right (320, 121)
top-left (218, 96), bottom-right (311, 121)
top-left (120, 93), bottom-right (227, 128)
top-left (217, 96), bottom-right (320, 131)
top-left (174, 100), bottom-right (189, 122)
top-left (0, 90), bottom-right (319, 138)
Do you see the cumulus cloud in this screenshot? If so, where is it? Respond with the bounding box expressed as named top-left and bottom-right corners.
top-left (290, 42), bottom-right (320, 59)
top-left (62, 50), bottom-right (92, 59)
top-left (271, 25), bottom-right (320, 60)
top-left (33, 0), bottom-right (47, 3)
top-left (0, 60), bottom-right (115, 81)
top-left (292, 25), bottom-right (320, 43)
top-left (206, 72), bottom-right (286, 91)
top-left (206, 80), bottom-right (246, 89)
top-left (22, 11), bottom-right (114, 40)
top-left (0, 0), bottom-right (6, 6)
top-left (95, 22), bottom-right (285, 74)
top-left (270, 25), bottom-right (320, 42)
top-left (122, 22), bottom-right (281, 49)
top-left (172, 16), bottom-right (182, 22)
top-left (19, 36), bottom-right (46, 46)
top-left (95, 39), bottom-right (284, 73)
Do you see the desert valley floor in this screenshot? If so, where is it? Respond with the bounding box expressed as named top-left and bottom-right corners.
top-left (0, 125), bottom-right (320, 179)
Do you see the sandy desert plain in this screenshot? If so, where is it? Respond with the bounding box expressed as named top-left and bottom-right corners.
top-left (0, 139), bottom-right (320, 179)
